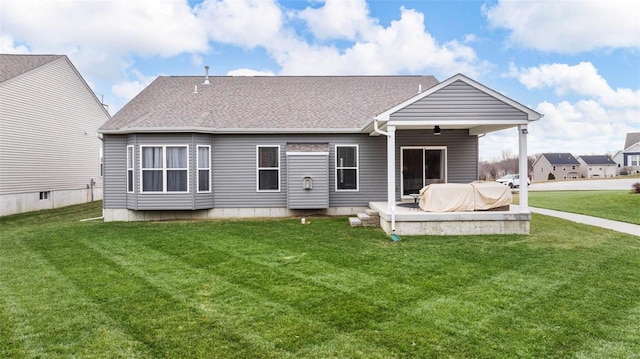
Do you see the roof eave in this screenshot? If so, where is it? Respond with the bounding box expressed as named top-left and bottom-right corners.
top-left (98, 127), bottom-right (363, 135)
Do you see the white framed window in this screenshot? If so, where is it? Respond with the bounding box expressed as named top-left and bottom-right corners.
top-left (140, 145), bottom-right (189, 193)
top-left (336, 145), bottom-right (359, 191)
top-left (257, 145), bottom-right (280, 192)
top-left (127, 145), bottom-right (134, 193)
top-left (197, 145), bottom-right (211, 193)
top-left (630, 155), bottom-right (640, 166)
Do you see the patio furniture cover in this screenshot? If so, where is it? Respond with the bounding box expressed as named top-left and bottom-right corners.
top-left (418, 182), bottom-right (511, 212)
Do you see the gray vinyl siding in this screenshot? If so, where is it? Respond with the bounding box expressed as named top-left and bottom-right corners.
top-left (391, 80), bottom-right (528, 122)
top-left (0, 57), bottom-right (109, 195)
top-left (102, 135), bottom-right (127, 208)
top-left (102, 130), bottom-right (479, 210)
top-left (286, 153), bottom-right (329, 209)
top-left (212, 134), bottom-right (389, 208)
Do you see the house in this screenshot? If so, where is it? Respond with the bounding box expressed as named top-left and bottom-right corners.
top-left (612, 150), bottom-right (624, 175)
top-left (577, 155), bottom-right (617, 178)
top-left (531, 153), bottom-right (580, 181)
top-left (621, 132), bottom-right (640, 175)
top-left (0, 54), bottom-right (110, 216)
top-left (98, 72), bottom-right (542, 235)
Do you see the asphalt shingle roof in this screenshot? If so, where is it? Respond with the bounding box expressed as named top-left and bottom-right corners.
top-left (578, 155), bottom-right (616, 165)
top-left (0, 54), bottom-right (63, 83)
top-left (624, 132), bottom-right (640, 150)
top-left (100, 75), bottom-right (439, 132)
top-left (541, 153), bottom-right (580, 165)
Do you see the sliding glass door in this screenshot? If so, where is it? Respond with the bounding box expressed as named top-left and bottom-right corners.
top-left (401, 147), bottom-right (447, 196)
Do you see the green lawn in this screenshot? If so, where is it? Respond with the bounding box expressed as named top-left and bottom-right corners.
top-left (1, 202), bottom-right (639, 358)
top-left (527, 190), bottom-right (640, 225)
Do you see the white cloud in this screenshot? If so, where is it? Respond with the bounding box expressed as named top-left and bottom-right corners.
top-left (227, 68), bottom-right (275, 76)
top-left (509, 62), bottom-right (640, 108)
top-left (279, 6), bottom-right (486, 76)
top-left (1, 0), bottom-right (207, 57)
top-left (195, 0), bottom-right (283, 49)
top-left (0, 35), bottom-right (30, 54)
top-left (296, 0), bottom-right (376, 41)
top-left (483, 0), bottom-right (640, 53)
top-left (112, 70), bottom-right (156, 101)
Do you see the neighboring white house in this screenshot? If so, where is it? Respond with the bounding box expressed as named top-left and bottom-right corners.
top-left (0, 54), bottom-right (110, 216)
top-left (577, 155), bottom-right (617, 178)
top-left (612, 150), bottom-right (624, 175)
top-left (621, 132), bottom-right (640, 175)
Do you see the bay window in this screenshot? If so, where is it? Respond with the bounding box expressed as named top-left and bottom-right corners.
top-left (197, 145), bottom-right (211, 192)
top-left (127, 145), bottom-right (134, 193)
top-left (141, 145), bottom-right (188, 193)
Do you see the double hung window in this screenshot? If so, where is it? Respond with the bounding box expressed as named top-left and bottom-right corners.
top-left (141, 145), bottom-right (188, 192)
top-left (336, 145), bottom-right (358, 191)
top-left (127, 145), bottom-right (134, 193)
top-left (257, 146), bottom-right (280, 191)
top-left (197, 146), bottom-right (211, 192)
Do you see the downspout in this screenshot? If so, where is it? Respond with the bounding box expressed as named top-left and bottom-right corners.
top-left (373, 118), bottom-right (396, 233)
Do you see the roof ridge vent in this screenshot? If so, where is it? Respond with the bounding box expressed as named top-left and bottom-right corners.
top-left (203, 65), bottom-right (210, 85)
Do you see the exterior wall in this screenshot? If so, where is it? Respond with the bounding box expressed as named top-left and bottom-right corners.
top-left (0, 57), bottom-right (108, 215)
top-left (623, 144), bottom-right (640, 174)
top-left (391, 80), bottom-right (528, 123)
top-left (0, 188), bottom-right (103, 217)
top-left (102, 130), bottom-right (479, 219)
top-left (286, 152), bottom-right (329, 209)
top-left (532, 156), bottom-right (551, 181)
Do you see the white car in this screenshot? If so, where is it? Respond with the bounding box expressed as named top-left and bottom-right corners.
top-left (496, 174), bottom-right (530, 188)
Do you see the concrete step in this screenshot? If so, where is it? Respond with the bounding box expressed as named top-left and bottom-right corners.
top-left (357, 212), bottom-right (371, 221)
top-left (365, 208), bottom-right (379, 216)
top-left (348, 217), bottom-right (362, 227)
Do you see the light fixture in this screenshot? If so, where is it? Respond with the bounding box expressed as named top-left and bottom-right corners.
top-left (521, 128), bottom-right (528, 134)
top-left (434, 125), bottom-right (441, 136)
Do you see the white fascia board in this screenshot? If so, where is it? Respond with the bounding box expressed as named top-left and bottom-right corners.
top-left (98, 127), bottom-right (362, 135)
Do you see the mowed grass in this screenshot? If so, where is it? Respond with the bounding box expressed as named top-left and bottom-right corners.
top-left (528, 190), bottom-right (640, 225)
top-left (1, 202), bottom-right (639, 358)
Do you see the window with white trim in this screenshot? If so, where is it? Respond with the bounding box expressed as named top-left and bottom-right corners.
top-left (197, 145), bottom-right (211, 192)
top-left (630, 155), bottom-right (640, 166)
top-left (127, 145), bottom-right (134, 193)
top-left (336, 145), bottom-right (358, 191)
top-left (257, 146), bottom-right (280, 191)
top-left (141, 145), bottom-right (189, 193)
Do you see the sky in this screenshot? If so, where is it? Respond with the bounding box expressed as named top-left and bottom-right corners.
top-left (1, 0), bottom-right (638, 161)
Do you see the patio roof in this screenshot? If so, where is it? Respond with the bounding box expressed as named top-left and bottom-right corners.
top-left (364, 73), bottom-right (543, 136)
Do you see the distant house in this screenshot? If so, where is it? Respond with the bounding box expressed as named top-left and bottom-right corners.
top-left (0, 54), bottom-right (110, 216)
top-left (577, 155), bottom-right (617, 178)
top-left (612, 150), bottom-right (624, 175)
top-left (621, 132), bottom-right (640, 174)
top-left (98, 72), bottom-right (542, 235)
top-left (532, 153), bottom-right (580, 181)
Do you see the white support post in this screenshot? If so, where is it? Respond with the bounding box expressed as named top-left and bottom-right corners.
top-left (518, 124), bottom-right (529, 209)
top-left (387, 126), bottom-right (396, 231)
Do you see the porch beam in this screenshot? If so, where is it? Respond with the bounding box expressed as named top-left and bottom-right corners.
top-left (518, 124), bottom-right (529, 209)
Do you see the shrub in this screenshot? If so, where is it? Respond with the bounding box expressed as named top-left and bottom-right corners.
top-left (632, 182), bottom-right (640, 194)
top-left (548, 173), bottom-right (556, 180)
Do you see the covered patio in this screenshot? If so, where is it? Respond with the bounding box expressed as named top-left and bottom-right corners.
top-left (363, 74), bottom-right (543, 235)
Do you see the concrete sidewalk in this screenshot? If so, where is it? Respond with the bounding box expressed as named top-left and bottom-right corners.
top-left (529, 207), bottom-right (640, 237)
